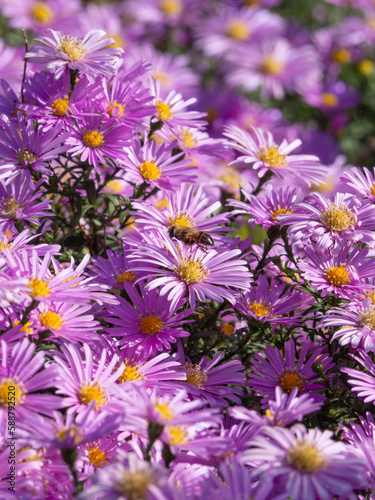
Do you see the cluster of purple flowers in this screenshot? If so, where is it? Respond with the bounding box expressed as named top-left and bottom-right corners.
top-left (1, 0), bottom-right (375, 498)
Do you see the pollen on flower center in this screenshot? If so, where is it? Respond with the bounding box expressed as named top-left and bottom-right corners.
top-left (83, 130), bottom-right (104, 148)
top-left (257, 145), bottom-right (288, 168)
top-left (270, 206), bottom-right (293, 221)
top-left (2, 195), bottom-right (21, 219)
top-left (86, 444), bottom-right (108, 467)
top-left (325, 264), bottom-right (350, 286)
top-left (185, 363), bottom-right (208, 388)
top-left (181, 130), bottom-right (196, 148)
top-left (17, 149), bottom-right (37, 167)
top-left (30, 2), bottom-right (53, 24)
top-left (321, 92), bottom-right (338, 107)
top-left (226, 20), bottom-right (250, 40)
top-left (175, 258), bottom-right (210, 285)
top-left (320, 203), bottom-right (356, 232)
top-left (107, 101), bottom-right (125, 118)
top-left (29, 278), bottom-right (50, 298)
top-left (139, 161), bottom-right (161, 181)
top-left (117, 360), bottom-right (145, 383)
top-left (139, 314), bottom-right (164, 336)
top-left (78, 382), bottom-right (108, 409)
top-left (332, 47), bottom-right (351, 64)
top-left (168, 210), bottom-right (195, 228)
top-left (39, 311), bottom-right (63, 330)
top-left (360, 306), bottom-right (375, 330)
top-left (221, 322), bottom-right (235, 336)
top-left (278, 369), bottom-right (305, 394)
top-left (157, 101), bottom-right (172, 121)
top-left (168, 425), bottom-right (189, 445)
top-left (116, 469), bottom-right (155, 499)
top-left (219, 166), bottom-right (242, 191)
top-left (116, 271), bottom-right (135, 285)
top-left (286, 440), bottom-right (327, 472)
top-left (0, 378), bottom-right (26, 407)
top-left (260, 55), bottom-right (284, 75)
top-left (248, 300), bottom-right (272, 317)
top-left (155, 401), bottom-right (175, 420)
top-left (159, 0), bottom-right (182, 16)
top-left (57, 35), bottom-right (87, 61)
top-left (51, 96), bottom-right (70, 116)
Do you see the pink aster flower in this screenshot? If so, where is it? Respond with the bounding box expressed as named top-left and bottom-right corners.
top-left (243, 425), bottom-right (365, 499)
top-left (341, 350), bottom-right (375, 404)
top-left (128, 230), bottom-right (252, 308)
top-left (25, 29), bottom-right (124, 81)
top-left (105, 283), bottom-right (193, 357)
top-left (280, 192), bottom-right (375, 250)
top-left (120, 133), bottom-right (197, 191)
top-left (299, 243), bottom-right (373, 300)
top-left (304, 80), bottom-right (359, 116)
top-left (248, 339), bottom-right (334, 407)
top-left (0, 339), bottom-right (63, 419)
top-left (223, 124), bottom-right (327, 186)
top-left (0, 114), bottom-right (69, 187)
top-left (341, 166), bottom-right (375, 202)
top-left (322, 298), bottom-right (375, 352)
top-left (0, 178), bottom-right (53, 233)
top-left (66, 115), bottom-right (133, 169)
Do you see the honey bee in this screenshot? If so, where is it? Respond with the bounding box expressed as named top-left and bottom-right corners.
top-left (169, 224), bottom-right (214, 249)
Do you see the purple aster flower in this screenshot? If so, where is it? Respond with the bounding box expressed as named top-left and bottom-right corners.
top-left (230, 386), bottom-right (322, 428)
top-left (0, 114), bottom-right (69, 187)
top-left (228, 184), bottom-right (300, 230)
top-left (128, 230), bottom-right (252, 308)
top-left (234, 274), bottom-right (308, 326)
top-left (341, 166), bottom-right (375, 202)
top-left (120, 133), bottom-right (197, 191)
top-left (53, 343), bottom-right (126, 415)
top-left (0, 178), bottom-right (53, 233)
top-left (341, 350), bottom-right (375, 404)
top-left (304, 80), bottom-right (359, 116)
top-left (248, 339), bottom-right (334, 407)
top-left (226, 38), bottom-right (321, 99)
top-left (90, 248), bottom-right (137, 290)
top-left (280, 192), bottom-right (375, 250)
top-left (25, 29), bottom-right (124, 81)
top-left (211, 461), bottom-right (254, 500)
top-left (299, 243), bottom-right (373, 300)
top-left (223, 124), bottom-right (327, 187)
top-left (0, 338), bottom-right (63, 419)
top-left (105, 283), bottom-right (193, 357)
top-left (322, 298), bottom-right (375, 352)
top-left (66, 115), bottom-right (133, 170)
top-left (243, 425), bottom-right (365, 499)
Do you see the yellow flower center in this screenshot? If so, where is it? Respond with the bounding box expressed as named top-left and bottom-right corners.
top-left (86, 444), bottom-right (108, 467)
top-left (257, 145), bottom-right (288, 168)
top-left (57, 35), bottom-right (87, 61)
top-left (218, 166), bottom-right (242, 191)
top-left (2, 195), bottom-right (20, 219)
top-left (185, 363), bottom-right (208, 388)
top-left (371, 182), bottom-right (375, 198)
top-left (159, 0), bottom-right (182, 15)
top-left (139, 314), bottom-right (164, 336)
top-left (157, 101), bottom-right (172, 121)
top-left (287, 440), bottom-right (327, 472)
top-left (320, 203), bottom-right (356, 232)
top-left (116, 469), bottom-right (156, 499)
top-left (30, 2), bottom-right (53, 24)
top-left (270, 206), bottom-right (293, 221)
top-left (360, 306), bottom-right (375, 330)
top-left (78, 382), bottom-right (108, 410)
top-left (117, 360), bottom-right (145, 383)
top-left (0, 378), bottom-right (26, 407)
top-left (248, 300), bottom-right (272, 317)
top-left (83, 130), bottom-right (104, 148)
top-left (174, 258), bottom-right (210, 284)
top-left (154, 401), bottom-right (175, 420)
top-left (226, 20), bottom-right (250, 40)
top-left (29, 278), bottom-right (50, 298)
top-left (358, 59), bottom-right (374, 75)
top-left (152, 72), bottom-right (170, 86)
top-left (260, 55), bottom-right (284, 75)
top-left (365, 291), bottom-right (375, 305)
top-left (39, 311), bottom-right (63, 330)
top-left (14, 320), bottom-right (33, 336)
top-left (332, 48), bottom-right (351, 64)
top-left (168, 211), bottom-right (195, 228)
top-left (181, 130), bottom-right (196, 148)
top-left (115, 271), bottom-right (135, 285)
top-left (156, 197), bottom-right (169, 210)
top-left (325, 264), bottom-right (350, 286)
top-left (138, 161), bottom-right (161, 181)
top-left (321, 92), bottom-right (338, 107)
top-left (107, 101), bottom-right (125, 118)
top-left (168, 425), bottom-right (188, 445)
top-left (278, 370), bottom-right (305, 394)
top-left (51, 96), bottom-right (70, 116)
top-left (17, 149), bottom-right (37, 167)
top-left (221, 323), bottom-right (234, 336)
top-left (106, 33), bottom-right (124, 48)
